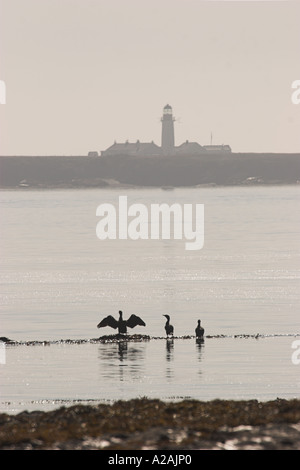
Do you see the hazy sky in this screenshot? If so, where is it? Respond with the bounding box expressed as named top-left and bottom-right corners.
top-left (0, 0), bottom-right (299, 155)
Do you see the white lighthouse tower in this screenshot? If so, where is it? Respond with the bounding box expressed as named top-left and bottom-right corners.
top-left (161, 104), bottom-right (175, 155)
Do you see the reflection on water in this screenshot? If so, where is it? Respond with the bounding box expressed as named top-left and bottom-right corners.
top-left (165, 338), bottom-right (174, 380)
top-left (196, 337), bottom-right (205, 351)
top-left (196, 339), bottom-right (205, 378)
top-left (165, 338), bottom-right (174, 361)
top-left (96, 337), bottom-right (205, 386)
top-left (0, 187), bottom-right (299, 413)
top-left (1, 336), bottom-right (300, 415)
top-left (98, 341), bottom-right (146, 382)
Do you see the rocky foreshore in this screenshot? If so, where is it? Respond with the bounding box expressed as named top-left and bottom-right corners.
top-left (1, 398), bottom-right (300, 450)
top-left (2, 332), bottom-right (299, 347)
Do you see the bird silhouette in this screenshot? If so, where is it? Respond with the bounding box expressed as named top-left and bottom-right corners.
top-left (195, 320), bottom-right (205, 338)
top-left (163, 314), bottom-right (174, 337)
top-left (97, 310), bottom-right (146, 334)
top-left (0, 337), bottom-right (12, 343)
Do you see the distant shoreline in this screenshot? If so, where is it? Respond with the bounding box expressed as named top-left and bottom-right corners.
top-left (0, 153), bottom-right (300, 188)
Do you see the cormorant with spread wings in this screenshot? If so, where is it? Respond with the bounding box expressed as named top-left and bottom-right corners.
top-left (97, 310), bottom-right (146, 334)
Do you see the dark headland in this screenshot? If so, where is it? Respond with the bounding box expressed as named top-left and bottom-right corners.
top-left (0, 153), bottom-right (300, 188)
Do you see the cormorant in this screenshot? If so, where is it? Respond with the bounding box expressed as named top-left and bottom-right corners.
top-left (195, 320), bottom-right (205, 338)
top-left (97, 310), bottom-right (146, 334)
top-left (0, 337), bottom-right (12, 343)
top-left (163, 315), bottom-right (174, 337)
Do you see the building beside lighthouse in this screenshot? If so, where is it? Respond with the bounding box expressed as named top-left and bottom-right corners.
top-left (100, 104), bottom-right (231, 156)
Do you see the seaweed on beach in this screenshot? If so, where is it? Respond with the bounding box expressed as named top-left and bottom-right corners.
top-left (1, 398), bottom-right (300, 450)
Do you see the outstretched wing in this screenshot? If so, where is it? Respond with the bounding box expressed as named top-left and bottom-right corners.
top-left (97, 315), bottom-right (118, 329)
top-left (126, 314), bottom-right (146, 329)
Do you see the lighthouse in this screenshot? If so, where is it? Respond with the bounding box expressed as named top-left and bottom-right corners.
top-left (161, 104), bottom-right (175, 154)
top-left (101, 103), bottom-right (231, 157)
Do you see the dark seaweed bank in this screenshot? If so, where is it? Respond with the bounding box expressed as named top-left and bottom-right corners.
top-left (1, 398), bottom-right (300, 450)
top-left (2, 332), bottom-right (299, 346)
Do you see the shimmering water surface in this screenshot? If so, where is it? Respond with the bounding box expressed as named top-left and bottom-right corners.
top-left (0, 187), bottom-right (299, 413)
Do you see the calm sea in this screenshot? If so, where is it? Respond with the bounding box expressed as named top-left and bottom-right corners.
top-left (0, 187), bottom-right (299, 413)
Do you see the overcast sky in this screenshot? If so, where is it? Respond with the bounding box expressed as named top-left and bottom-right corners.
top-left (0, 0), bottom-right (299, 155)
